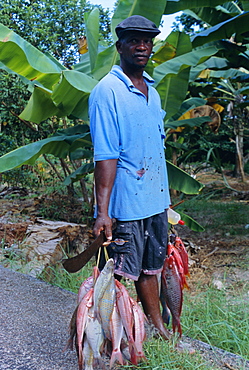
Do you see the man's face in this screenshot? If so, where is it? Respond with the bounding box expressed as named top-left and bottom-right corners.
top-left (116, 31), bottom-right (153, 70)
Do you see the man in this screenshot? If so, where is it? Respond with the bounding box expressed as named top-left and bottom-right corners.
top-left (89, 15), bottom-right (171, 340)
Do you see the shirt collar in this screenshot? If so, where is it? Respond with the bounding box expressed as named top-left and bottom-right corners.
top-left (110, 65), bottom-right (154, 88)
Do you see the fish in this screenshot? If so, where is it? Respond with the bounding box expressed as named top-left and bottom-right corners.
top-left (82, 335), bottom-right (94, 370)
top-left (109, 303), bottom-right (125, 368)
top-left (77, 276), bottom-right (94, 304)
top-left (115, 280), bottom-right (136, 358)
top-left (93, 258), bottom-right (115, 322)
top-left (77, 266), bottom-right (100, 304)
top-left (174, 236), bottom-right (190, 277)
top-left (65, 305), bottom-right (78, 351)
top-left (76, 288), bottom-right (93, 369)
top-left (168, 243), bottom-right (189, 289)
top-left (98, 271), bottom-right (116, 340)
top-left (161, 255), bottom-right (183, 336)
top-left (129, 296), bottom-right (147, 365)
top-left (85, 305), bottom-right (105, 369)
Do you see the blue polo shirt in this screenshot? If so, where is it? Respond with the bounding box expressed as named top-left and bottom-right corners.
top-left (89, 65), bottom-right (170, 221)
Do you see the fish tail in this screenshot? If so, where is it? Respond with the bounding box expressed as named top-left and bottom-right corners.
top-left (130, 346), bottom-right (146, 365)
top-left (110, 349), bottom-right (124, 368)
top-left (93, 357), bottom-right (106, 369)
top-left (172, 317), bottom-right (182, 337)
top-left (93, 309), bottom-right (101, 323)
top-left (78, 357), bottom-right (83, 370)
top-left (128, 339), bottom-right (137, 358)
top-left (183, 279), bottom-right (190, 290)
top-left (130, 346), bottom-right (138, 365)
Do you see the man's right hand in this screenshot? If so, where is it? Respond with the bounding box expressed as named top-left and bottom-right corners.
top-left (93, 214), bottom-right (113, 241)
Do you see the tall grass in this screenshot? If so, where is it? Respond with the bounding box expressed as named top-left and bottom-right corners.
top-left (181, 284), bottom-right (249, 361)
top-left (38, 260), bottom-right (95, 293)
top-left (123, 338), bottom-right (216, 370)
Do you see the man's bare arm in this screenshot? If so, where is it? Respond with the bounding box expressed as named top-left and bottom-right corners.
top-left (93, 159), bottom-right (118, 240)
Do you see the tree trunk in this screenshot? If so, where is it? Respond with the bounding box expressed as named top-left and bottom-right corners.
top-left (233, 119), bottom-right (246, 181)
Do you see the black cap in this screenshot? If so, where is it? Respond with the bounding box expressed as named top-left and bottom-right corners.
top-left (115, 15), bottom-right (160, 39)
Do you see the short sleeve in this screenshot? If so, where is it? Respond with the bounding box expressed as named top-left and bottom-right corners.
top-left (89, 86), bottom-right (120, 161)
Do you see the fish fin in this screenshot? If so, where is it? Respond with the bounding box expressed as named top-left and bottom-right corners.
top-left (130, 346), bottom-right (147, 365)
top-left (93, 309), bottom-right (102, 323)
top-left (172, 318), bottom-right (182, 337)
top-left (162, 308), bottom-right (170, 325)
top-left (183, 280), bottom-right (190, 290)
top-left (130, 346), bottom-right (138, 366)
top-left (78, 357), bottom-right (83, 370)
top-left (63, 337), bottom-right (74, 352)
top-left (110, 349), bottom-right (124, 368)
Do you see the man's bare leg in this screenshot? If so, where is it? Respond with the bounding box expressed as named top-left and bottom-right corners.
top-left (135, 272), bottom-right (171, 340)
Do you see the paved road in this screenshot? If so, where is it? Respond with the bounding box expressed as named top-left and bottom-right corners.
top-left (0, 265), bottom-right (78, 370)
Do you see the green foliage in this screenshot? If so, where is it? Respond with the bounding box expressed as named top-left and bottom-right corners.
top-left (1, 167), bottom-right (40, 190)
top-left (0, 0), bottom-right (112, 66)
top-left (127, 338), bottom-right (215, 369)
top-left (0, 0), bottom-right (249, 225)
top-left (173, 13), bottom-right (204, 34)
top-left (0, 0), bottom-right (112, 166)
top-left (164, 0), bottom-right (227, 15)
top-left (0, 124), bottom-right (92, 171)
top-left (183, 286), bottom-right (249, 360)
top-left (39, 260), bottom-right (94, 293)
top-left (191, 12), bottom-right (249, 48)
top-left (178, 199), bottom-right (249, 237)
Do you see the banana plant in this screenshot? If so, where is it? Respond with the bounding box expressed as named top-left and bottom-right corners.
top-left (1, 0), bottom-right (248, 123)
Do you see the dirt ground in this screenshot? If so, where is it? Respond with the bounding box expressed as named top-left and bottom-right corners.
top-left (172, 170), bottom-right (249, 291)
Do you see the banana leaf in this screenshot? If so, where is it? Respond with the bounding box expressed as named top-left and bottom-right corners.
top-left (51, 70), bottom-right (98, 116)
top-left (184, 2), bottom-right (241, 27)
top-left (69, 148), bottom-right (93, 161)
top-left (19, 86), bottom-right (63, 123)
top-left (208, 69), bottom-right (249, 80)
top-left (0, 131), bottom-right (91, 172)
top-left (63, 162), bottom-right (94, 185)
top-left (20, 70), bottom-right (98, 123)
top-left (153, 45), bottom-right (218, 118)
top-left (242, 1), bottom-right (249, 11)
top-left (166, 161), bottom-right (204, 195)
top-left (158, 68), bottom-right (190, 120)
top-left (152, 31), bottom-right (192, 66)
top-left (191, 12), bottom-right (249, 48)
top-left (169, 97), bottom-right (207, 122)
top-left (165, 116), bottom-right (212, 130)
top-left (74, 51), bottom-right (92, 75)
top-left (153, 45), bottom-right (218, 86)
top-left (111, 0), bottom-right (165, 41)
top-left (92, 44), bottom-right (118, 81)
top-left (84, 8), bottom-right (100, 72)
top-left (178, 212), bottom-right (205, 232)
top-left (164, 0), bottom-right (230, 14)
top-left (0, 23), bottom-right (64, 90)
